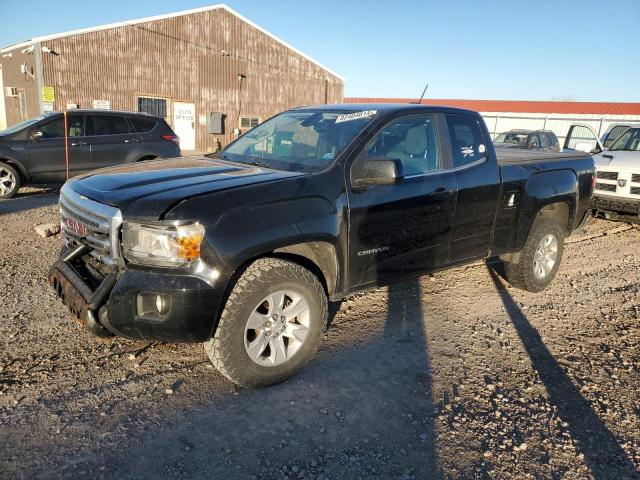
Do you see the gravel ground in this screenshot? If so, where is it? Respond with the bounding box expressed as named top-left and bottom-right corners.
top-left (1, 186), bottom-right (639, 480)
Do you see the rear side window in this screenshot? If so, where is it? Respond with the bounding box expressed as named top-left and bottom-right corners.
top-left (91, 115), bottom-right (131, 135)
top-left (445, 114), bottom-right (486, 167)
top-left (129, 116), bottom-right (158, 133)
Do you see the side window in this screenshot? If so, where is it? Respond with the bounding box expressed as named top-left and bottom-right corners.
top-left (603, 125), bottom-right (630, 148)
top-left (540, 133), bottom-right (551, 148)
top-left (37, 115), bottom-right (85, 139)
top-left (92, 115), bottom-right (131, 136)
top-left (129, 116), bottom-right (157, 133)
top-left (364, 114), bottom-right (441, 176)
top-left (529, 134), bottom-right (541, 148)
top-left (445, 114), bottom-right (486, 167)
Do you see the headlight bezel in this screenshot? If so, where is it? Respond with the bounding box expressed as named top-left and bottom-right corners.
top-left (121, 220), bottom-right (205, 267)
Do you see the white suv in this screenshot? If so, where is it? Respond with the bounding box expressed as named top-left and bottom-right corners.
top-left (565, 124), bottom-right (640, 221)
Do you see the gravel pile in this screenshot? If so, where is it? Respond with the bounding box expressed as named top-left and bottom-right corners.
top-left (1, 187), bottom-right (639, 479)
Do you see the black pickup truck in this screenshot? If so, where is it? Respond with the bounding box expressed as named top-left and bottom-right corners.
top-left (50, 104), bottom-right (594, 387)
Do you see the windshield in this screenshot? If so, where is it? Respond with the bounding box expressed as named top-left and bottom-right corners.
top-left (495, 132), bottom-right (528, 145)
top-left (0, 117), bottom-right (44, 136)
top-left (609, 127), bottom-right (640, 152)
top-left (222, 109), bottom-right (377, 172)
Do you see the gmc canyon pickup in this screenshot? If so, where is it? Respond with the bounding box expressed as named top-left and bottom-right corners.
top-left (49, 104), bottom-right (595, 387)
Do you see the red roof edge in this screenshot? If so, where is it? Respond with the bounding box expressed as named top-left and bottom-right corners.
top-left (344, 97), bottom-right (640, 116)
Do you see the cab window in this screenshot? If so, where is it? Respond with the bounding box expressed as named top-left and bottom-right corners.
top-left (445, 114), bottom-right (487, 167)
top-left (364, 114), bottom-right (441, 176)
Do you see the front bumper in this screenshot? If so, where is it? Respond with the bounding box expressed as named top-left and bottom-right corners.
top-left (50, 257), bottom-right (224, 343)
top-left (590, 194), bottom-right (640, 216)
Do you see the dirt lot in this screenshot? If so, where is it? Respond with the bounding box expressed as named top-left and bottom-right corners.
top-left (1, 187), bottom-right (639, 480)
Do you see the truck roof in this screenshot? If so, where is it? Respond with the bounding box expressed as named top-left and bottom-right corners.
top-left (297, 103), bottom-right (481, 116)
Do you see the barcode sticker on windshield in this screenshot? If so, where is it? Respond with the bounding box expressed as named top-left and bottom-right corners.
top-left (335, 110), bottom-right (378, 124)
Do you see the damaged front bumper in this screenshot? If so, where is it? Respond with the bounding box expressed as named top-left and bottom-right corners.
top-left (49, 247), bottom-right (224, 343)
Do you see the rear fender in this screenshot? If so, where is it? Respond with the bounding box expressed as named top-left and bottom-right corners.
top-left (516, 170), bottom-right (577, 247)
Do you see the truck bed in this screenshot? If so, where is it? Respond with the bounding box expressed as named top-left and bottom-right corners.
top-left (496, 148), bottom-right (589, 165)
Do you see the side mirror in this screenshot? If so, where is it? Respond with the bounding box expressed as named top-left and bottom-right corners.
top-left (31, 131), bottom-right (44, 141)
top-left (352, 157), bottom-right (402, 188)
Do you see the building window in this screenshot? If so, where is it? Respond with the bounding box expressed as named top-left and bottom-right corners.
top-left (137, 96), bottom-right (168, 119)
top-left (18, 90), bottom-right (27, 122)
top-left (240, 116), bottom-right (260, 129)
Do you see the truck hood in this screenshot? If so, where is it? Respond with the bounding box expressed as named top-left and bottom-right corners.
top-left (69, 156), bottom-right (306, 219)
top-left (594, 151), bottom-right (640, 172)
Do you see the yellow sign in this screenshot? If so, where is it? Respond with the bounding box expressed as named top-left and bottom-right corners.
top-left (42, 86), bottom-right (55, 103)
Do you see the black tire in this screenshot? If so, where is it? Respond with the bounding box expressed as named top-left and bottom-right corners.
top-left (0, 162), bottom-right (21, 199)
top-left (205, 258), bottom-right (328, 387)
top-left (503, 217), bottom-right (565, 293)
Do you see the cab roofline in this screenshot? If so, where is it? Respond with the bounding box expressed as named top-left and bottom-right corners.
top-left (294, 103), bottom-right (482, 116)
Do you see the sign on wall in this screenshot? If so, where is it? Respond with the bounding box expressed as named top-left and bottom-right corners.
top-left (92, 99), bottom-right (111, 110)
top-left (42, 86), bottom-right (55, 103)
top-left (43, 102), bottom-right (54, 113)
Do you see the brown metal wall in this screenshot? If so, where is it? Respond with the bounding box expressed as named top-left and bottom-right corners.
top-left (0, 47), bottom-right (40, 126)
top-left (39, 8), bottom-right (343, 151)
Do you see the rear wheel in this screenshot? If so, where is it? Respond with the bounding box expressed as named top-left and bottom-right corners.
top-left (503, 218), bottom-right (565, 293)
top-left (205, 258), bottom-right (328, 387)
top-left (0, 162), bottom-right (21, 199)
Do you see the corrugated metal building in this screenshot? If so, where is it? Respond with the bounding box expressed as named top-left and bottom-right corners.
top-left (0, 4), bottom-right (344, 152)
top-left (346, 98), bottom-right (640, 145)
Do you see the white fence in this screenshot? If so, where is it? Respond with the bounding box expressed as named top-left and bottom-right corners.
top-left (481, 112), bottom-right (640, 144)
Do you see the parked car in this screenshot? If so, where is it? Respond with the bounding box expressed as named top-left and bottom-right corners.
top-left (0, 110), bottom-right (181, 199)
top-left (494, 129), bottom-right (561, 152)
top-left (49, 104), bottom-right (594, 387)
top-left (564, 124), bottom-right (640, 221)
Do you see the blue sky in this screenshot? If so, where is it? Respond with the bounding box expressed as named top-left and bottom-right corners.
top-left (1, 0), bottom-right (638, 102)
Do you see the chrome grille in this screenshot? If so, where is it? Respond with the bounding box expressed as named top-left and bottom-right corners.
top-left (596, 171), bottom-right (618, 181)
top-left (631, 186), bottom-right (640, 196)
top-left (632, 174), bottom-right (640, 184)
top-left (595, 182), bottom-right (616, 193)
top-left (59, 182), bottom-right (122, 265)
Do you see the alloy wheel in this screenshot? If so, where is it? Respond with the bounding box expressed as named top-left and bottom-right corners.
top-left (244, 290), bottom-right (310, 366)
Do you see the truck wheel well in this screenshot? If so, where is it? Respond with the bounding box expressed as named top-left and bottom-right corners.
top-left (272, 242), bottom-right (338, 296)
top-left (537, 202), bottom-right (570, 231)
top-left (229, 242), bottom-right (338, 299)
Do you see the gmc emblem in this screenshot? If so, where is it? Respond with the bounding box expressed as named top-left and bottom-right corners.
top-left (618, 179), bottom-right (627, 188)
top-left (66, 218), bottom-right (88, 238)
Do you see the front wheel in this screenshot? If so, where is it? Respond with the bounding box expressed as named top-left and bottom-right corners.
top-left (205, 258), bottom-right (328, 387)
top-left (503, 218), bottom-right (565, 293)
top-left (0, 162), bottom-right (21, 199)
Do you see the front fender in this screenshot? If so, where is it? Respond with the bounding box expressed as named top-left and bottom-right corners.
top-left (200, 195), bottom-right (345, 294)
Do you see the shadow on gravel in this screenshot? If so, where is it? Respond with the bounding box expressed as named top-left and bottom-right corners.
top-left (0, 189), bottom-right (59, 216)
top-left (54, 278), bottom-right (441, 479)
top-left (488, 267), bottom-right (638, 479)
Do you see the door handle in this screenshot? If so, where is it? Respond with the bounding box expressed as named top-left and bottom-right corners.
top-left (431, 187), bottom-right (453, 199)
top-left (123, 139), bottom-right (131, 144)
top-left (70, 141), bottom-right (87, 147)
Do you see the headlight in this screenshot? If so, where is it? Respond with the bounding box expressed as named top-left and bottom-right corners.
top-left (122, 221), bottom-right (204, 267)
